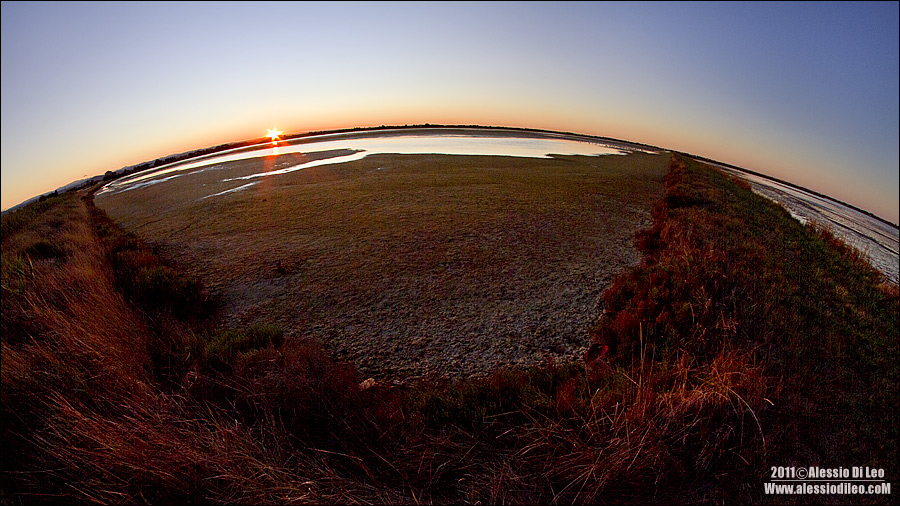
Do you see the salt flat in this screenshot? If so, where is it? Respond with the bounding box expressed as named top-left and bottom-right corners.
top-left (97, 142), bottom-right (667, 380)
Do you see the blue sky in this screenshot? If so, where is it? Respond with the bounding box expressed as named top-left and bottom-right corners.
top-left (2, 1), bottom-right (898, 222)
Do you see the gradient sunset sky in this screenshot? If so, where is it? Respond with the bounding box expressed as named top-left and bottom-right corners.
top-left (2, 1), bottom-right (898, 222)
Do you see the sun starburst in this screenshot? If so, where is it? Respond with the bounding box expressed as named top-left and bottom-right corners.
top-left (266, 127), bottom-right (283, 144)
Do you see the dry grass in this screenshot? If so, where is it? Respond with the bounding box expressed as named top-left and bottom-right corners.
top-left (2, 152), bottom-right (895, 504)
top-left (591, 154), bottom-right (898, 493)
top-left (1, 188), bottom-right (372, 504)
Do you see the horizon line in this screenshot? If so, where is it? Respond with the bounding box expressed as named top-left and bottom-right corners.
top-left (3, 123), bottom-right (898, 228)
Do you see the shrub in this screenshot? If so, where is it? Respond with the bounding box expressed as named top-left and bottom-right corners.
top-left (187, 324), bottom-right (284, 372)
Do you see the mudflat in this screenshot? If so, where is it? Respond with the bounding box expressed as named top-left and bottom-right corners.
top-left (96, 150), bottom-right (667, 380)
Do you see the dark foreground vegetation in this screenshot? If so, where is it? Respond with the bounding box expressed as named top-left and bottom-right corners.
top-left (2, 154), bottom-right (896, 504)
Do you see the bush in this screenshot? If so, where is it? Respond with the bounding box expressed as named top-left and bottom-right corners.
top-left (187, 324), bottom-right (284, 372)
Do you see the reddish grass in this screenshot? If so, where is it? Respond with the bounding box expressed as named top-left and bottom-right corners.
top-left (2, 154), bottom-right (895, 504)
top-left (591, 154), bottom-right (898, 489)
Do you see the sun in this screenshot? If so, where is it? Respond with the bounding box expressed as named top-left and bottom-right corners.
top-left (266, 127), bottom-right (283, 144)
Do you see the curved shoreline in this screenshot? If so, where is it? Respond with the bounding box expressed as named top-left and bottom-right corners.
top-left (97, 148), bottom-right (669, 380)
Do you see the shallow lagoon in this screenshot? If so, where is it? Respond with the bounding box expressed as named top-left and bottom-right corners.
top-left (97, 127), bottom-right (898, 286)
top-left (98, 128), bottom-right (648, 199)
top-left (95, 130), bottom-right (668, 379)
top-left (94, 127), bottom-right (898, 378)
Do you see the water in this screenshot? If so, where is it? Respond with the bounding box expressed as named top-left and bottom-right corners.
top-left (716, 166), bottom-right (899, 284)
top-left (96, 128), bottom-right (646, 198)
top-left (95, 127), bottom-right (898, 284)
top-left (94, 128), bottom-right (671, 380)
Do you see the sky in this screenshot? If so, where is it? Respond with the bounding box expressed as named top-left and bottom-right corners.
top-left (2, 1), bottom-right (898, 222)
